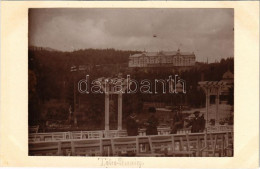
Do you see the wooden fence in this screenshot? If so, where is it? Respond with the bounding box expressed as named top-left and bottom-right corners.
top-left (29, 131), bottom-right (233, 157)
top-left (29, 125), bottom-right (233, 142)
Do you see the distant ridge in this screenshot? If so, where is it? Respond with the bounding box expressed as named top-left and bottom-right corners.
top-left (29, 46), bottom-right (59, 52)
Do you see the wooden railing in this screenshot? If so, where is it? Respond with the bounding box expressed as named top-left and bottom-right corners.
top-left (29, 131), bottom-right (103, 142)
top-left (29, 125), bottom-right (233, 142)
top-left (29, 128), bottom-right (173, 142)
top-left (29, 131), bottom-right (233, 157)
top-left (206, 125), bottom-right (233, 132)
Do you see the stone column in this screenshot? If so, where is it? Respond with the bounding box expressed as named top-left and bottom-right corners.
top-left (118, 93), bottom-right (123, 130)
top-left (216, 88), bottom-right (220, 124)
top-left (206, 88), bottom-right (210, 127)
top-left (105, 93), bottom-right (110, 131)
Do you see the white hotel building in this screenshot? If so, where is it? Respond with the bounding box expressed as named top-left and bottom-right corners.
top-left (128, 49), bottom-right (196, 68)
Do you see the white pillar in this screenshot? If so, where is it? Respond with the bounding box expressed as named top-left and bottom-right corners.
top-left (118, 93), bottom-right (123, 130)
top-left (206, 89), bottom-right (210, 127)
top-left (105, 93), bottom-right (109, 131)
top-left (216, 88), bottom-right (220, 124)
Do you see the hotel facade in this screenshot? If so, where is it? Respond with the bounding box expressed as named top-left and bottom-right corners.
top-left (128, 49), bottom-right (196, 68)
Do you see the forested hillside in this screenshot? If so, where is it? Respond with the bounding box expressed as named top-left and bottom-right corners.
top-left (29, 47), bottom-right (233, 128)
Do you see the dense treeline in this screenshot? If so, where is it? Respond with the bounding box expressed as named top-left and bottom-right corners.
top-left (29, 47), bottom-right (233, 128)
top-left (29, 47), bottom-right (141, 125)
top-left (29, 48), bottom-right (141, 100)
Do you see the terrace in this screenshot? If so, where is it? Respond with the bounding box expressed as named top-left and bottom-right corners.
top-left (29, 126), bottom-right (233, 157)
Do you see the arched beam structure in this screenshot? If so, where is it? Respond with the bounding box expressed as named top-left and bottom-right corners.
top-left (198, 81), bottom-right (226, 126)
top-left (95, 77), bottom-right (128, 131)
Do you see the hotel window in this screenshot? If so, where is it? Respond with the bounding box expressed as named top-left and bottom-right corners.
top-left (155, 57), bottom-right (159, 63)
top-left (167, 57), bottom-right (172, 63)
top-left (150, 57), bottom-right (154, 63)
top-left (161, 57), bottom-right (166, 63)
top-left (134, 58), bottom-right (138, 64)
top-left (144, 57), bottom-right (148, 63)
top-left (140, 58), bottom-right (143, 64)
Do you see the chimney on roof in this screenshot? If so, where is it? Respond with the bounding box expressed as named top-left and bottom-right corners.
top-left (177, 48), bottom-right (180, 54)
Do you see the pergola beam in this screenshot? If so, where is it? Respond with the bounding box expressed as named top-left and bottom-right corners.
top-left (95, 77), bottom-right (127, 131)
top-left (198, 81), bottom-right (226, 126)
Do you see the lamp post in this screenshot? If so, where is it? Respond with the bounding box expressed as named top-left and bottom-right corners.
top-left (176, 81), bottom-right (184, 111)
top-left (70, 65), bottom-right (77, 126)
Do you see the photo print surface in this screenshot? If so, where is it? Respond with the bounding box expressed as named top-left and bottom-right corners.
top-left (28, 8), bottom-right (234, 157)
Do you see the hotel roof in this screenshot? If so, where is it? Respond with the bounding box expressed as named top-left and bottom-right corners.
top-left (130, 50), bottom-right (195, 58)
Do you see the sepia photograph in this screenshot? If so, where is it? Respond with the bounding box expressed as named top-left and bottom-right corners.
top-left (28, 8), bottom-right (234, 157)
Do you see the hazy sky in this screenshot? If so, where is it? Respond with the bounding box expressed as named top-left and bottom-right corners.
top-left (29, 8), bottom-right (234, 63)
